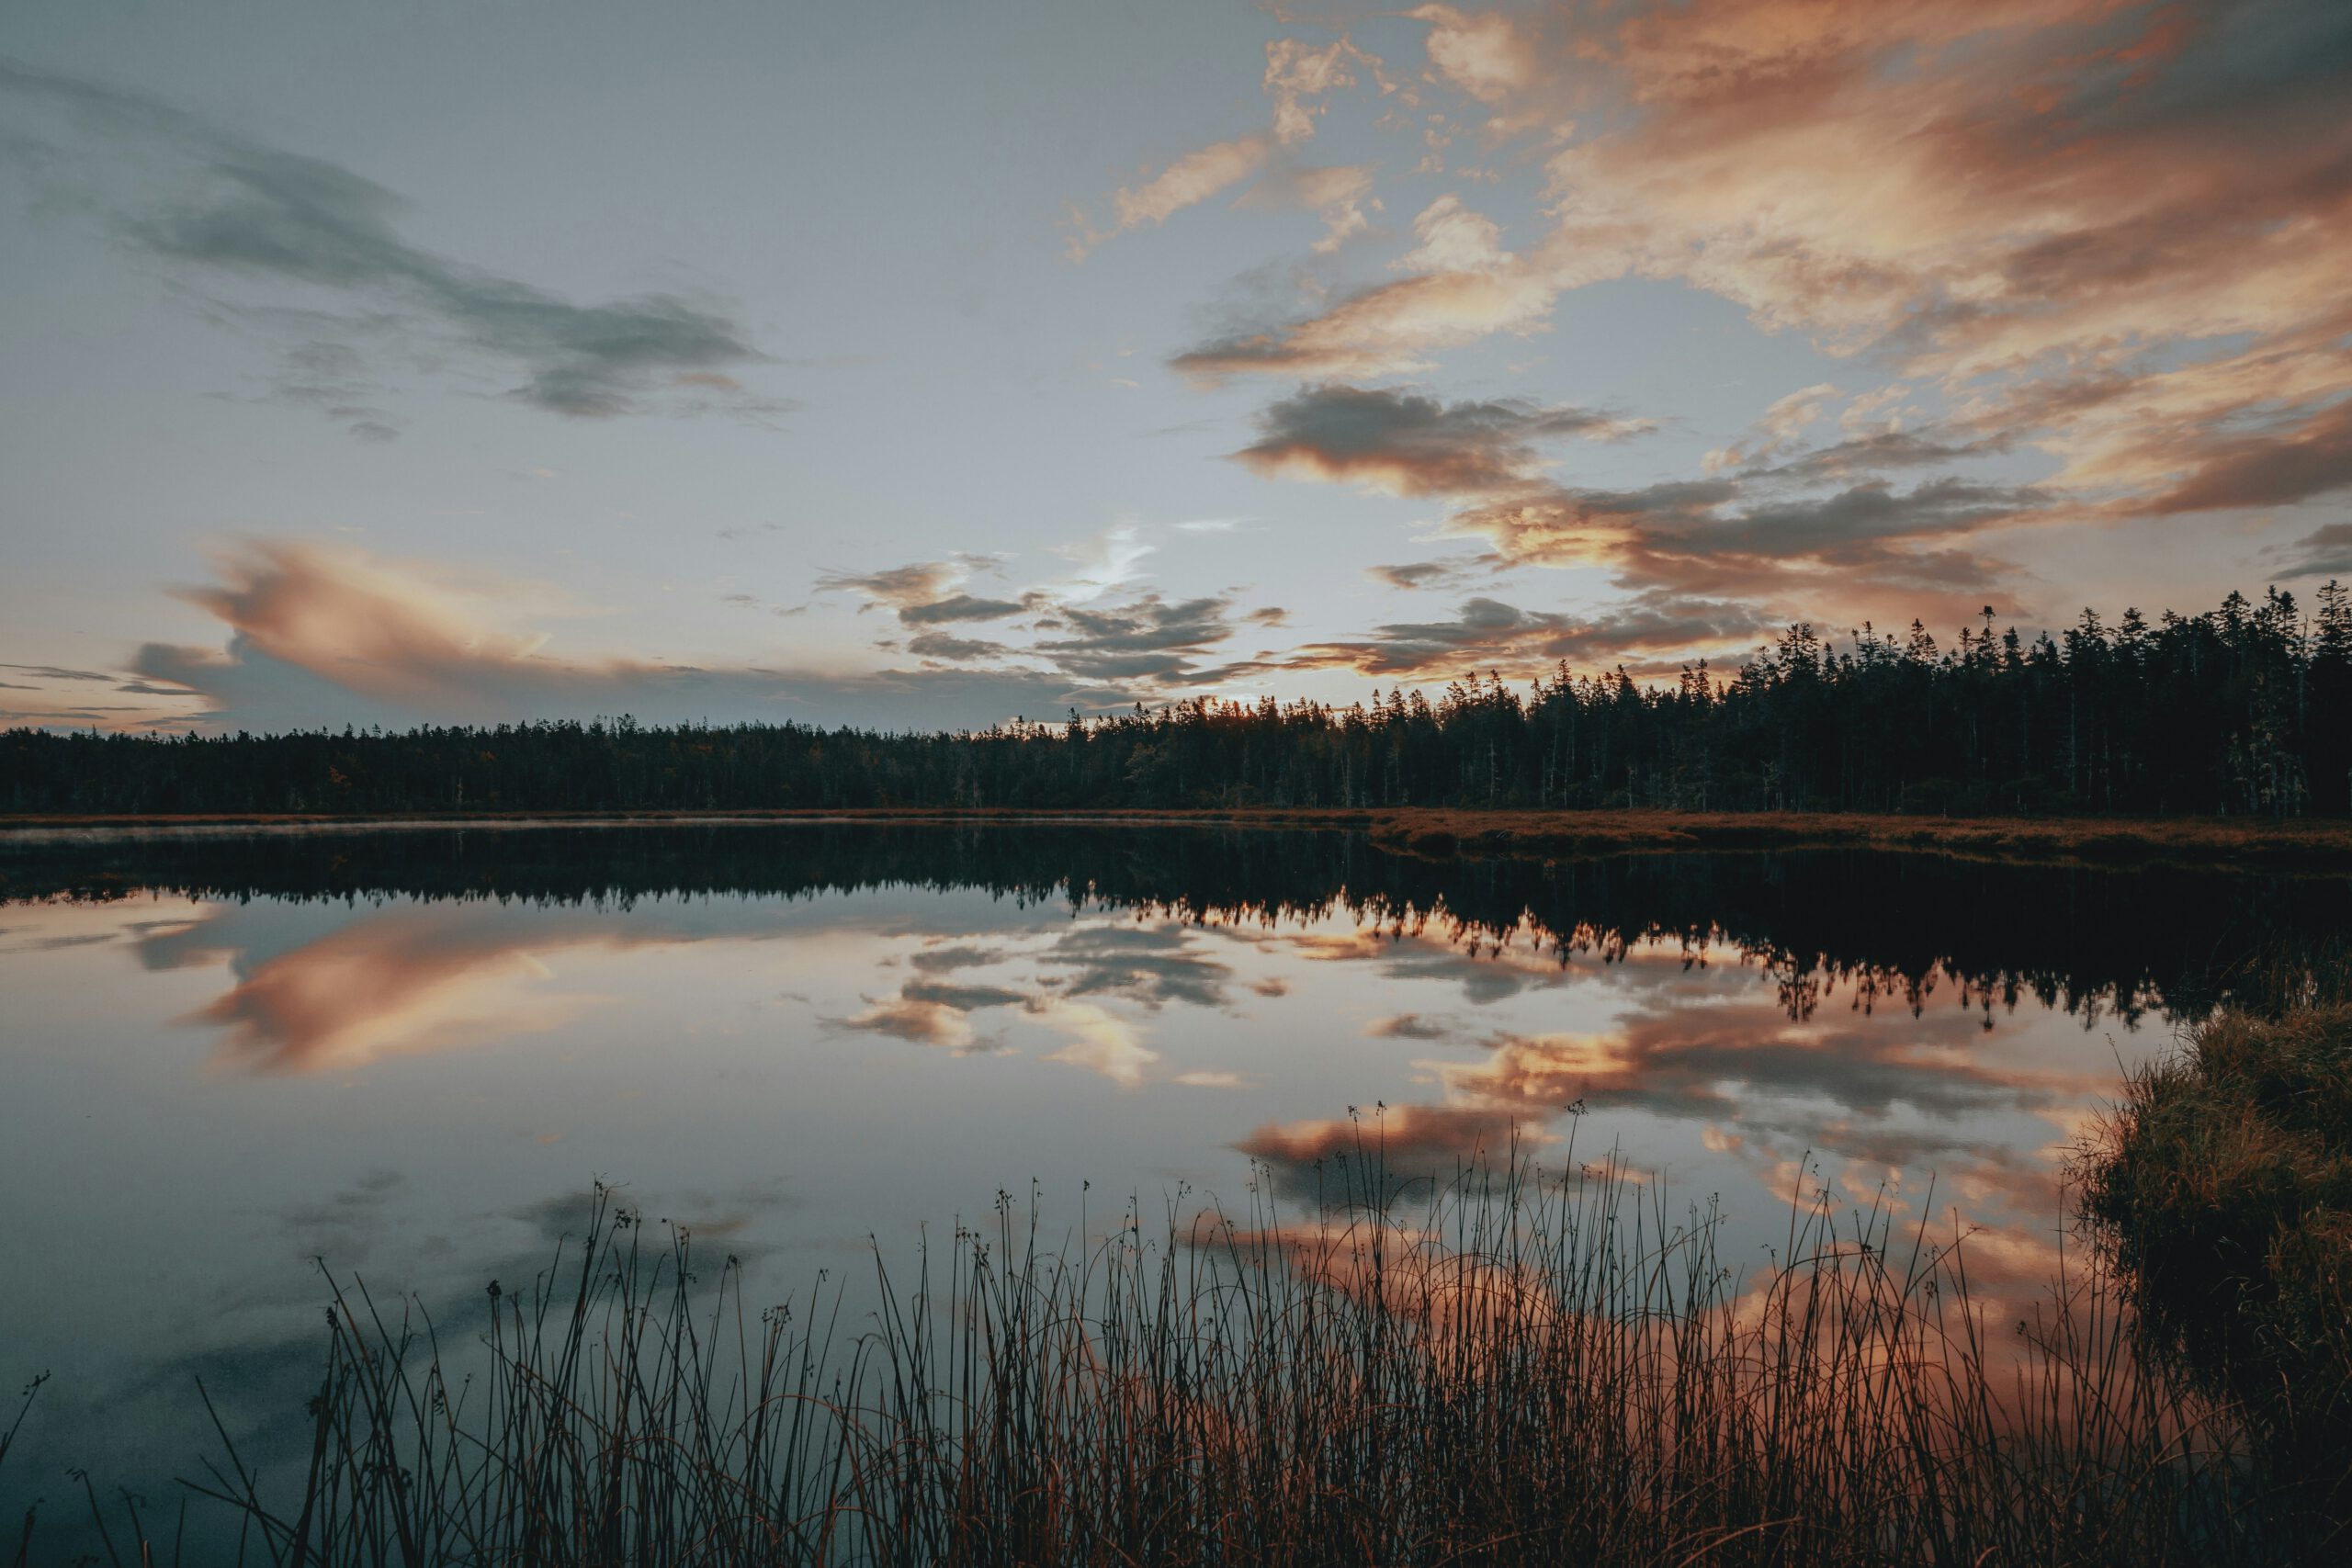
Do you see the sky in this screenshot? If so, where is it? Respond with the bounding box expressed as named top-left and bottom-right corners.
top-left (2, 0), bottom-right (2348, 734)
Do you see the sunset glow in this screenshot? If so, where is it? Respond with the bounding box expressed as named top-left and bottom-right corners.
top-left (6, 1), bottom-right (2346, 730)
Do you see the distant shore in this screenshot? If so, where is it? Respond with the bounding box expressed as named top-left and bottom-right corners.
top-left (6, 806), bottom-right (2349, 871)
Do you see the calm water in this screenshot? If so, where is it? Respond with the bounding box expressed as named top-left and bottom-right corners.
top-left (3, 821), bottom-right (2346, 1544)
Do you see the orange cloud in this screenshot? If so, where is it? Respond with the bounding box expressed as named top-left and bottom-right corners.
top-left (119, 539), bottom-right (1157, 731)
top-left (1411, 5), bottom-right (1534, 106)
top-left (1188, 0), bottom-right (2352, 581)
top-left (158, 540), bottom-right (599, 711)
top-left (1174, 263), bottom-right (1557, 385)
top-left (1234, 161), bottom-right (1379, 254)
top-left (1263, 36), bottom-right (1384, 145)
top-left (1109, 137), bottom-right (1270, 235)
top-left (1065, 32), bottom-right (1385, 258)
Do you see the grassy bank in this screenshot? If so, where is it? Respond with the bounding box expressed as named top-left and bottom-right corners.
top-left (12, 1148), bottom-right (2329, 1566)
top-left (1347, 807), bottom-right (2352, 871)
top-left (2085, 1006), bottom-right (2352, 1461)
top-left (6, 805), bottom-right (2352, 873)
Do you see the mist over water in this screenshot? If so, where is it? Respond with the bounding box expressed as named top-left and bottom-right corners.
top-left (4, 821), bottom-right (2346, 1553)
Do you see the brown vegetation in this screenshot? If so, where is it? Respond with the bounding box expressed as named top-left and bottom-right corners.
top-left (2084, 1006), bottom-right (2352, 1469)
top-left (9, 806), bottom-right (2352, 873)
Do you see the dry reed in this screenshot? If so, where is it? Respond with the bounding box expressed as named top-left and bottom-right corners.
top-left (12, 1134), bottom-right (2332, 1565)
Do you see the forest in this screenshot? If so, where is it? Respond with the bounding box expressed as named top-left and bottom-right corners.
top-left (6, 585), bottom-right (2347, 818)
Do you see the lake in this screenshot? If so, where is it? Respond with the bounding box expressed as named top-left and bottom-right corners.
top-left (3, 820), bottom-right (2346, 1552)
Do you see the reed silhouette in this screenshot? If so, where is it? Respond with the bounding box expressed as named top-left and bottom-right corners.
top-left (11, 1137), bottom-right (2331, 1565)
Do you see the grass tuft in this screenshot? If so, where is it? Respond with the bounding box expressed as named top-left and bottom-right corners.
top-left (2082, 1005), bottom-right (2352, 1471)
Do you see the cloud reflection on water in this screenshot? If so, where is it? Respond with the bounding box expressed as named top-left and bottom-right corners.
top-left (59, 890), bottom-right (2134, 1258)
top-left (0, 876), bottom-right (2154, 1332)
top-left (5, 837), bottom-right (2335, 1559)
top-left (186, 908), bottom-right (610, 1072)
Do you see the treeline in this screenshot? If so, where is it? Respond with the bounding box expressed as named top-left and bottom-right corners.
top-left (6, 586), bottom-right (2347, 817)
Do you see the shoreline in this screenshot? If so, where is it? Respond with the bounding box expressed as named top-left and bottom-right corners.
top-left (5, 806), bottom-right (2349, 870)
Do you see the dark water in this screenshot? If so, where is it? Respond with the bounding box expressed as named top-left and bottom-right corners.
top-left (2, 820), bottom-right (2346, 1550)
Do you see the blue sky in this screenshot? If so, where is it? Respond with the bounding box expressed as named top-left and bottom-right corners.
top-left (3, 0), bottom-right (2347, 731)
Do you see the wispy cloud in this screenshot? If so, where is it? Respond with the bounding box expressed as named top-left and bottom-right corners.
top-left (0, 57), bottom-right (775, 425)
top-left (1066, 135), bottom-right (1272, 261)
top-left (1365, 557), bottom-right (1501, 592)
top-left (2266, 523), bottom-right (2352, 581)
top-left (1275, 592), bottom-right (1775, 679)
top-left (818, 562), bottom-right (1034, 626)
top-left (1064, 31), bottom-right (1386, 259)
top-left (1174, 258), bottom-right (1555, 387)
top-left (1234, 161), bottom-right (1380, 254)
top-left (1033, 594), bottom-right (1240, 683)
top-left (1234, 383), bottom-right (1645, 496)
top-left (119, 540), bottom-right (1122, 732)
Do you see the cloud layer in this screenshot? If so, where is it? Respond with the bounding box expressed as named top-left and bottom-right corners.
top-left (1168, 0), bottom-right (2352, 667)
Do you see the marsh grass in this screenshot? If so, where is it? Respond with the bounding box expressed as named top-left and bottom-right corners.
top-left (11, 1138), bottom-right (2330, 1566)
top-left (2082, 1005), bottom-right (2352, 1471)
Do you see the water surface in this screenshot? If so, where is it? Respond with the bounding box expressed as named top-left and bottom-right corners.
top-left (3, 821), bottom-right (2345, 1540)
